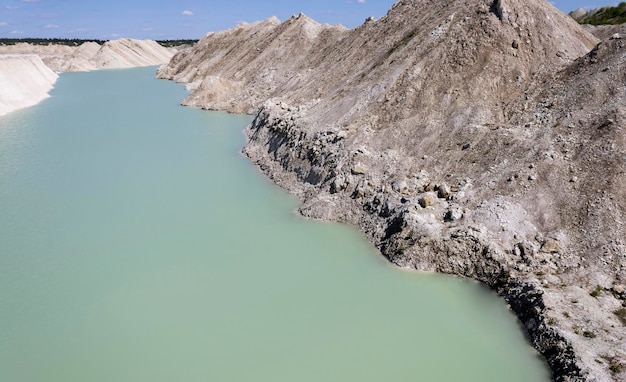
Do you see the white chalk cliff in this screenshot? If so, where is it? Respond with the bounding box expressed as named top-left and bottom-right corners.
top-left (88, 39), bottom-right (175, 70)
top-left (0, 55), bottom-right (58, 117)
top-left (0, 38), bottom-right (175, 116)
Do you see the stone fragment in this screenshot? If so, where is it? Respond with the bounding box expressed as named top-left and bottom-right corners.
top-left (392, 180), bottom-right (408, 193)
top-left (444, 206), bottom-right (463, 222)
top-left (512, 40), bottom-right (519, 49)
top-left (540, 238), bottom-right (560, 253)
top-left (613, 285), bottom-right (625, 294)
top-left (513, 243), bottom-right (534, 265)
top-left (330, 178), bottom-right (345, 194)
top-left (419, 193), bottom-right (437, 208)
top-left (351, 164), bottom-right (367, 175)
top-left (437, 183), bottom-right (451, 199)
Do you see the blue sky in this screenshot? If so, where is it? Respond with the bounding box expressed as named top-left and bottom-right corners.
top-left (0, 0), bottom-right (618, 40)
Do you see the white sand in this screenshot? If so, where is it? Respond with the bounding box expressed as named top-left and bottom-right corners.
top-left (0, 54), bottom-right (58, 117)
top-left (90, 39), bottom-right (174, 69)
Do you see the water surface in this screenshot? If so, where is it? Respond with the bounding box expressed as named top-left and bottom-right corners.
top-left (0, 67), bottom-right (550, 381)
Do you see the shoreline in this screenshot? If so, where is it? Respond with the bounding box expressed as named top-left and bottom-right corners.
top-left (156, 1), bottom-right (626, 377)
top-left (240, 101), bottom-right (584, 381)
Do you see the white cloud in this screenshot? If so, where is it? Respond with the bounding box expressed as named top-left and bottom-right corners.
top-left (358, 0), bottom-right (366, 3)
top-left (0, 22), bottom-right (8, 26)
top-left (10, 30), bottom-right (24, 34)
top-left (141, 27), bottom-right (153, 31)
top-left (20, 0), bottom-right (40, 3)
top-left (5, 5), bottom-right (19, 10)
top-left (182, 10), bottom-right (193, 16)
top-left (44, 24), bottom-right (58, 29)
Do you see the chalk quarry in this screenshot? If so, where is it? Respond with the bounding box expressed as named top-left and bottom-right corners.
top-left (0, 38), bottom-right (174, 116)
top-left (158, 0), bottom-right (626, 380)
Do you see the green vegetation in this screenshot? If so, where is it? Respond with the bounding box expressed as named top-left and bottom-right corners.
top-left (156, 39), bottom-right (198, 48)
top-left (615, 307), bottom-right (626, 325)
top-left (590, 285), bottom-right (603, 298)
top-left (0, 38), bottom-right (197, 48)
top-left (0, 38), bottom-right (106, 46)
top-left (610, 363), bottom-right (622, 374)
top-left (578, 2), bottom-right (626, 25)
top-left (583, 330), bottom-right (597, 338)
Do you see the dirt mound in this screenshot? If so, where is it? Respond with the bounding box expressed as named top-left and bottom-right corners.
top-left (158, 15), bottom-right (347, 113)
top-left (159, 0), bottom-right (626, 380)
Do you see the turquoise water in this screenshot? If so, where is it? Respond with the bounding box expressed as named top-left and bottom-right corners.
top-left (0, 67), bottom-right (550, 382)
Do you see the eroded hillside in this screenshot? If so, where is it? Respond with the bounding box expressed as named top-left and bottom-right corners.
top-left (159, 0), bottom-right (625, 380)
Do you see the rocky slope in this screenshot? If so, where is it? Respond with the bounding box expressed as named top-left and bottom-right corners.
top-left (581, 24), bottom-right (626, 41)
top-left (158, 15), bottom-right (347, 114)
top-left (0, 38), bottom-right (175, 72)
top-left (158, 0), bottom-right (625, 380)
top-left (0, 55), bottom-right (58, 117)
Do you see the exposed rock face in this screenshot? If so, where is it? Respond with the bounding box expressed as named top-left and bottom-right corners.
top-left (0, 38), bottom-right (175, 72)
top-left (159, 0), bottom-right (626, 380)
top-left (0, 55), bottom-right (58, 117)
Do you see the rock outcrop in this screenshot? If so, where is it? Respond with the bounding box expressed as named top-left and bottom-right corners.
top-left (0, 55), bottom-right (58, 117)
top-left (159, 0), bottom-right (625, 380)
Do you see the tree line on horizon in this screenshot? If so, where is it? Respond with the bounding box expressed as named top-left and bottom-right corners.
top-left (574, 2), bottom-right (626, 25)
top-left (0, 38), bottom-right (198, 47)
